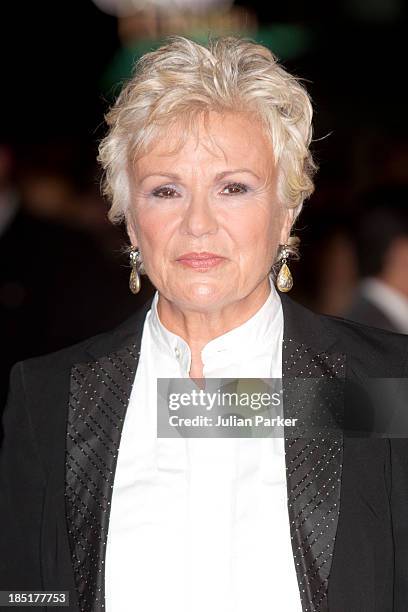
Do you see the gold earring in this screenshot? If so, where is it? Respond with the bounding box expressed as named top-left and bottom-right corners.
top-left (129, 246), bottom-right (142, 294)
top-left (276, 244), bottom-right (293, 292)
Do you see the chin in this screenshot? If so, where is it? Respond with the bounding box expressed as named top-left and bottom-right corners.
top-left (177, 280), bottom-right (231, 310)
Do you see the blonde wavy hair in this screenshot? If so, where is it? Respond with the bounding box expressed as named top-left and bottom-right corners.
top-left (98, 34), bottom-right (317, 260)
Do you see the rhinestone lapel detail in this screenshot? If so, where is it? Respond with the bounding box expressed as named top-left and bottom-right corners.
top-left (65, 344), bottom-right (140, 611)
top-left (282, 338), bottom-right (346, 612)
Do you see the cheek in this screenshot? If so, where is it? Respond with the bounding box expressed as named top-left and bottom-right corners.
top-left (226, 207), bottom-right (281, 251)
top-left (134, 210), bottom-right (171, 253)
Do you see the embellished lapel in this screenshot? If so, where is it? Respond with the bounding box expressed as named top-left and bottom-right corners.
top-left (281, 294), bottom-right (346, 612)
top-left (65, 345), bottom-right (141, 611)
top-left (65, 296), bottom-right (153, 612)
top-left (65, 292), bottom-right (346, 612)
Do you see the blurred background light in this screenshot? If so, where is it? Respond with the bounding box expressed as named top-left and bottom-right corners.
top-left (91, 0), bottom-right (234, 15)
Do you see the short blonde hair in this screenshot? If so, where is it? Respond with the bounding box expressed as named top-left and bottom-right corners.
top-left (98, 35), bottom-right (317, 257)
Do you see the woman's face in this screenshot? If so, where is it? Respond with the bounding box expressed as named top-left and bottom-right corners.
top-left (127, 110), bottom-right (292, 312)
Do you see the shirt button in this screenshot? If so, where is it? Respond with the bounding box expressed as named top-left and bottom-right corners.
top-left (174, 347), bottom-right (180, 358)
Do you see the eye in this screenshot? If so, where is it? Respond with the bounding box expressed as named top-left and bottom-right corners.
top-left (221, 182), bottom-right (248, 195)
top-left (151, 185), bottom-right (180, 198)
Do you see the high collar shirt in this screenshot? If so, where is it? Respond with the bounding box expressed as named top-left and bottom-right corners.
top-left (105, 274), bottom-right (302, 611)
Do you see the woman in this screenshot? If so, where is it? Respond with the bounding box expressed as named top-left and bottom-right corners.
top-left (1, 35), bottom-right (407, 612)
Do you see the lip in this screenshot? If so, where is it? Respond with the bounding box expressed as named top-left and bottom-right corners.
top-left (176, 251), bottom-right (226, 270)
top-left (177, 251), bottom-right (224, 260)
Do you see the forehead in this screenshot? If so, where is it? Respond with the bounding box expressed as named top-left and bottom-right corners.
top-left (133, 111), bottom-right (275, 176)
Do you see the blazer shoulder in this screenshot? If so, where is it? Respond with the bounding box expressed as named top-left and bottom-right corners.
top-left (320, 311), bottom-right (408, 375)
top-left (16, 294), bottom-right (155, 378)
top-left (9, 331), bottom-right (108, 396)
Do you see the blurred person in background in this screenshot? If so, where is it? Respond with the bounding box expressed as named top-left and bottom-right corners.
top-left (289, 210), bottom-right (358, 316)
top-left (0, 144), bottom-right (145, 411)
top-left (345, 186), bottom-right (408, 333)
top-left (1, 36), bottom-right (408, 612)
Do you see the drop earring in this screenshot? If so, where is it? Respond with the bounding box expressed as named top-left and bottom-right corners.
top-left (276, 244), bottom-right (293, 292)
top-left (129, 246), bottom-right (142, 294)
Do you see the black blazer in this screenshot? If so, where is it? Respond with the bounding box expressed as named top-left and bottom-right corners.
top-left (345, 291), bottom-right (399, 333)
top-left (1, 293), bottom-right (408, 612)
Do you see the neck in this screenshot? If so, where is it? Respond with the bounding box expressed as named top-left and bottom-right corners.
top-left (378, 270), bottom-right (408, 299)
top-left (156, 277), bottom-right (272, 377)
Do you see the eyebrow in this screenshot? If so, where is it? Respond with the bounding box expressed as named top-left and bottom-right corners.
top-left (139, 168), bottom-right (260, 182)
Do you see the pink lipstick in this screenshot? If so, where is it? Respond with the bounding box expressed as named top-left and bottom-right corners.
top-left (176, 251), bottom-right (226, 271)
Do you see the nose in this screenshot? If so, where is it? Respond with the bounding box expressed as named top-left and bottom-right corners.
top-left (179, 195), bottom-right (218, 237)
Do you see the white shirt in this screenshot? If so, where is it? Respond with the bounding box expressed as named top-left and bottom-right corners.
top-left (105, 275), bottom-right (301, 611)
top-left (360, 276), bottom-right (408, 334)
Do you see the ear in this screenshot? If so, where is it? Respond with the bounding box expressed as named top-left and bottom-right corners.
top-left (279, 207), bottom-right (295, 245)
top-left (125, 215), bottom-right (139, 248)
